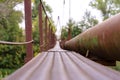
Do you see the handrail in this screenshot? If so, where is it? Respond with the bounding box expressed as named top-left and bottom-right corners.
top-left (39, 0), bottom-right (52, 25)
top-left (0, 0), bottom-right (56, 63)
top-left (38, 0), bottom-right (56, 52)
top-left (0, 40), bottom-right (33, 45)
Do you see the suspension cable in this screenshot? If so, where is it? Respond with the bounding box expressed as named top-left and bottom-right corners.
top-left (39, 0), bottom-right (52, 26)
top-left (69, 0), bottom-right (71, 19)
top-left (56, 16), bottom-right (62, 34)
top-left (0, 40), bottom-right (33, 45)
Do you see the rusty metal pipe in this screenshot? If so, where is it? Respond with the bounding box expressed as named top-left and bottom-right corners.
top-left (64, 13), bottom-right (120, 61)
top-left (4, 43), bottom-right (120, 80)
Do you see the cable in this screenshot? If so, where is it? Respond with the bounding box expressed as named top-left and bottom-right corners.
top-left (56, 16), bottom-right (62, 35)
top-left (69, 0), bottom-right (71, 19)
top-left (39, 0), bottom-right (52, 26)
top-left (0, 40), bottom-right (33, 45)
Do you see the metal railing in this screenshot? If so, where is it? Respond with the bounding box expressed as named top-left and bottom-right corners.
top-left (0, 0), bottom-right (56, 63)
top-left (38, 0), bottom-right (56, 52)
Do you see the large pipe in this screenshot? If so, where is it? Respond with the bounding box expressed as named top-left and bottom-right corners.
top-left (64, 13), bottom-right (120, 61)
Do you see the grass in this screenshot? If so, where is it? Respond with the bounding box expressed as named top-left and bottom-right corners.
top-left (111, 61), bottom-right (120, 71)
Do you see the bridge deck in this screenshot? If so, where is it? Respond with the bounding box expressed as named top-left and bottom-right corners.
top-left (4, 42), bottom-right (120, 80)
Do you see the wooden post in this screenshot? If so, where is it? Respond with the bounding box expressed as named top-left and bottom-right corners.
top-left (24, 0), bottom-right (33, 63)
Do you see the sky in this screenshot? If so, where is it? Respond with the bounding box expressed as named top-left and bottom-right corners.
top-left (15, 0), bottom-right (101, 36)
top-left (45, 0), bottom-right (91, 25)
top-left (44, 0), bottom-right (101, 36)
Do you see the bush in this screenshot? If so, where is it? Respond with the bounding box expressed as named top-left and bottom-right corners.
top-left (0, 68), bottom-right (16, 79)
top-left (0, 45), bottom-right (25, 68)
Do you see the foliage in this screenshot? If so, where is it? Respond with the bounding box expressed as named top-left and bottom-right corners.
top-left (78, 10), bottom-right (98, 31)
top-left (61, 27), bottom-right (68, 40)
top-left (114, 61), bottom-right (120, 71)
top-left (61, 20), bottom-right (82, 40)
top-left (89, 0), bottom-right (120, 20)
top-left (67, 19), bottom-right (75, 31)
top-left (32, 16), bottom-right (40, 54)
top-left (0, 0), bottom-right (25, 68)
top-left (72, 25), bottom-right (82, 38)
top-left (111, 61), bottom-right (120, 72)
top-left (0, 45), bottom-right (25, 68)
top-left (0, 0), bottom-right (23, 18)
top-left (32, 0), bottom-right (52, 19)
top-left (0, 68), bottom-right (16, 79)
top-left (61, 10), bottom-right (98, 40)
top-left (32, 0), bottom-right (55, 54)
top-left (0, 69), bottom-right (16, 80)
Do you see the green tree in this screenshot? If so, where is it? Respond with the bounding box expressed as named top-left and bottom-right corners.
top-left (0, 0), bottom-right (25, 68)
top-left (61, 27), bottom-right (68, 40)
top-left (89, 0), bottom-right (120, 20)
top-left (67, 19), bottom-right (75, 39)
top-left (79, 10), bottom-right (98, 31)
top-left (32, 0), bottom-right (55, 54)
top-left (72, 25), bottom-right (82, 37)
top-left (0, 0), bottom-right (23, 18)
top-left (61, 19), bottom-right (82, 40)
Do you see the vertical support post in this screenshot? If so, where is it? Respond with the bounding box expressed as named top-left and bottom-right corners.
top-left (50, 28), bottom-right (52, 48)
top-left (38, 3), bottom-right (43, 52)
top-left (24, 0), bottom-right (33, 63)
top-left (45, 16), bottom-right (48, 51)
top-left (48, 24), bottom-right (51, 49)
top-left (51, 31), bottom-right (54, 48)
top-left (68, 28), bottom-right (72, 40)
top-left (53, 34), bottom-right (56, 46)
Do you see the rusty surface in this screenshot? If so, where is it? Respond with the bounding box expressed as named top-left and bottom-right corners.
top-left (68, 28), bottom-right (72, 40)
top-left (4, 42), bottom-right (120, 80)
top-left (38, 3), bottom-right (43, 52)
top-left (45, 16), bottom-right (48, 50)
top-left (24, 0), bottom-right (33, 63)
top-left (38, 0), bottom-right (56, 52)
top-left (48, 24), bottom-right (51, 48)
top-left (64, 13), bottom-right (120, 61)
top-left (50, 29), bottom-right (54, 48)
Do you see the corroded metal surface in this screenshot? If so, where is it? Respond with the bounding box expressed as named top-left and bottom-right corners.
top-left (38, 3), bottom-right (43, 52)
top-left (38, 0), bottom-right (56, 52)
top-left (64, 13), bottom-right (120, 61)
top-left (4, 42), bottom-right (120, 80)
top-left (24, 0), bottom-right (33, 63)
